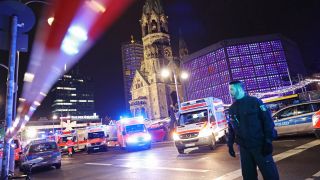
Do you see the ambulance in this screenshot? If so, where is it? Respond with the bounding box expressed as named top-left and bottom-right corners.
top-left (76, 125), bottom-right (108, 153)
top-left (173, 97), bottom-right (228, 154)
top-left (116, 117), bottom-right (152, 150)
top-left (57, 130), bottom-right (77, 154)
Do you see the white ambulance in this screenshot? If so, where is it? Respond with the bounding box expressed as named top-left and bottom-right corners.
top-left (76, 125), bottom-right (107, 153)
top-left (173, 97), bottom-right (228, 154)
top-left (116, 117), bottom-right (151, 151)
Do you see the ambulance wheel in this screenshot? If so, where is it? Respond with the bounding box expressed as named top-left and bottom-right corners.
top-left (177, 148), bottom-right (185, 154)
top-left (209, 135), bottom-right (216, 150)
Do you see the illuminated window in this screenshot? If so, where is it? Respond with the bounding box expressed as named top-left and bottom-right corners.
top-left (229, 57), bottom-right (241, 68)
top-left (240, 56), bottom-right (252, 67)
top-left (251, 54), bottom-right (263, 65)
top-left (249, 43), bottom-right (260, 54)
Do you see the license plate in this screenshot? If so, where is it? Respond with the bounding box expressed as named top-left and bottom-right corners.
top-left (94, 147), bottom-right (99, 150)
top-left (185, 143), bottom-right (195, 147)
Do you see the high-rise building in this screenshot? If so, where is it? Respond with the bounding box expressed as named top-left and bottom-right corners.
top-left (51, 66), bottom-right (99, 121)
top-left (130, 0), bottom-right (183, 120)
top-left (182, 34), bottom-right (306, 104)
top-left (121, 36), bottom-right (143, 112)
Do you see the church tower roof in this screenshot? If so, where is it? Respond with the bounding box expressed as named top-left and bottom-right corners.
top-left (143, 0), bottom-right (164, 15)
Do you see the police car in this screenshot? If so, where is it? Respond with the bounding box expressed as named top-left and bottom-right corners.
top-left (19, 139), bottom-right (61, 172)
top-left (272, 101), bottom-right (320, 136)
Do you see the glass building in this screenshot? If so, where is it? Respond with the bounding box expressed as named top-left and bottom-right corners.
top-left (51, 67), bottom-right (99, 121)
top-left (121, 38), bottom-right (144, 112)
top-left (182, 34), bottom-right (306, 104)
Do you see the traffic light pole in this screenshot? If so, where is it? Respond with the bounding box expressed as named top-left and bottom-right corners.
top-left (1, 15), bottom-right (18, 180)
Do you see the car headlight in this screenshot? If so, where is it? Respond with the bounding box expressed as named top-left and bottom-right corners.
top-left (312, 114), bottom-right (320, 126)
top-left (172, 132), bottom-right (180, 141)
top-left (144, 134), bottom-right (152, 141)
top-left (198, 128), bottom-right (212, 137)
top-left (127, 136), bottom-right (138, 143)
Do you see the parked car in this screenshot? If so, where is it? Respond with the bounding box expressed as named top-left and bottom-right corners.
top-left (272, 101), bottom-right (320, 137)
top-left (19, 139), bottom-right (61, 172)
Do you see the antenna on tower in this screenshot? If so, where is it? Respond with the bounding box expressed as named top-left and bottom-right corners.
top-left (131, 35), bottom-right (135, 43)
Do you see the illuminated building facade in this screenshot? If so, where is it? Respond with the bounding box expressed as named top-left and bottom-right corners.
top-left (121, 37), bottom-right (144, 112)
top-left (51, 68), bottom-right (99, 121)
top-left (182, 34), bottom-right (306, 104)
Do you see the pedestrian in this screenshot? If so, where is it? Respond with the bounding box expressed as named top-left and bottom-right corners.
top-left (227, 80), bottom-right (279, 180)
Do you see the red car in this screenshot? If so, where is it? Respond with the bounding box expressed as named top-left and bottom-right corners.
top-left (312, 110), bottom-right (320, 138)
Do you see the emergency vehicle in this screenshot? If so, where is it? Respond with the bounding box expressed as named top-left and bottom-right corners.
top-left (173, 97), bottom-right (228, 154)
top-left (76, 125), bottom-right (108, 153)
top-left (57, 130), bottom-right (77, 154)
top-left (116, 117), bottom-right (152, 150)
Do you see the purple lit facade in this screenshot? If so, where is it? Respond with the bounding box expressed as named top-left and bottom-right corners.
top-left (182, 34), bottom-right (306, 104)
top-left (121, 41), bottom-right (144, 112)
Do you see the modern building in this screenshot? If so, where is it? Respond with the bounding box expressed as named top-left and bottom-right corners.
top-left (182, 34), bottom-right (306, 104)
top-left (121, 36), bottom-right (144, 112)
top-left (130, 0), bottom-right (183, 120)
top-left (51, 66), bottom-right (99, 121)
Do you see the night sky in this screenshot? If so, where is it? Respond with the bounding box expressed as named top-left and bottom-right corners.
top-left (1, 0), bottom-right (320, 120)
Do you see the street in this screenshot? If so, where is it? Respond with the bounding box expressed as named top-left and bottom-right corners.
top-left (21, 135), bottom-right (320, 180)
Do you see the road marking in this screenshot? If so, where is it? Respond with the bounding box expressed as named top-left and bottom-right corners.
top-left (86, 162), bottom-right (210, 173)
top-left (214, 139), bottom-right (320, 180)
top-left (312, 170), bottom-right (320, 177)
top-left (306, 170), bottom-right (320, 179)
top-left (85, 163), bottom-right (112, 166)
top-left (117, 164), bottom-right (210, 173)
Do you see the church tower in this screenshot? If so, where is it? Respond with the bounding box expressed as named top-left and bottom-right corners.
top-left (130, 0), bottom-right (183, 121)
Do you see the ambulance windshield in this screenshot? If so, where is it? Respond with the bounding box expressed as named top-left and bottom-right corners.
top-left (125, 124), bottom-right (146, 134)
top-left (88, 131), bottom-right (105, 139)
top-left (179, 109), bottom-right (208, 126)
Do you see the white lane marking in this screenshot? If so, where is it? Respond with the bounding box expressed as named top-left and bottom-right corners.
top-left (85, 163), bottom-right (112, 166)
top-left (214, 140), bottom-right (320, 180)
top-left (86, 162), bottom-right (210, 173)
top-left (117, 164), bottom-right (210, 173)
top-left (312, 170), bottom-right (320, 177)
top-left (273, 140), bottom-right (320, 162)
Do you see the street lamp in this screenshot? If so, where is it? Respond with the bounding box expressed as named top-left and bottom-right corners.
top-left (161, 68), bottom-right (189, 109)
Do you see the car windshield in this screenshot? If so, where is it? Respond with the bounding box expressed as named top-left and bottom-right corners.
top-left (125, 124), bottom-right (146, 134)
top-left (29, 142), bottom-right (57, 153)
top-left (88, 131), bottom-right (105, 139)
top-left (179, 109), bottom-right (208, 126)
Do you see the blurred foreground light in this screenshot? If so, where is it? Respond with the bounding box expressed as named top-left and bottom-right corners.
top-left (61, 25), bottom-right (88, 55)
top-left (161, 68), bottom-right (170, 78)
top-left (86, 0), bottom-right (106, 13)
top-left (69, 25), bottom-right (88, 41)
top-left (26, 128), bottom-right (37, 139)
top-left (40, 92), bottom-right (47, 97)
top-left (19, 98), bottom-right (26, 102)
top-left (181, 71), bottom-right (189, 80)
top-left (47, 17), bottom-right (54, 26)
top-left (33, 101), bottom-right (41, 106)
top-left (23, 72), bottom-right (35, 82)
